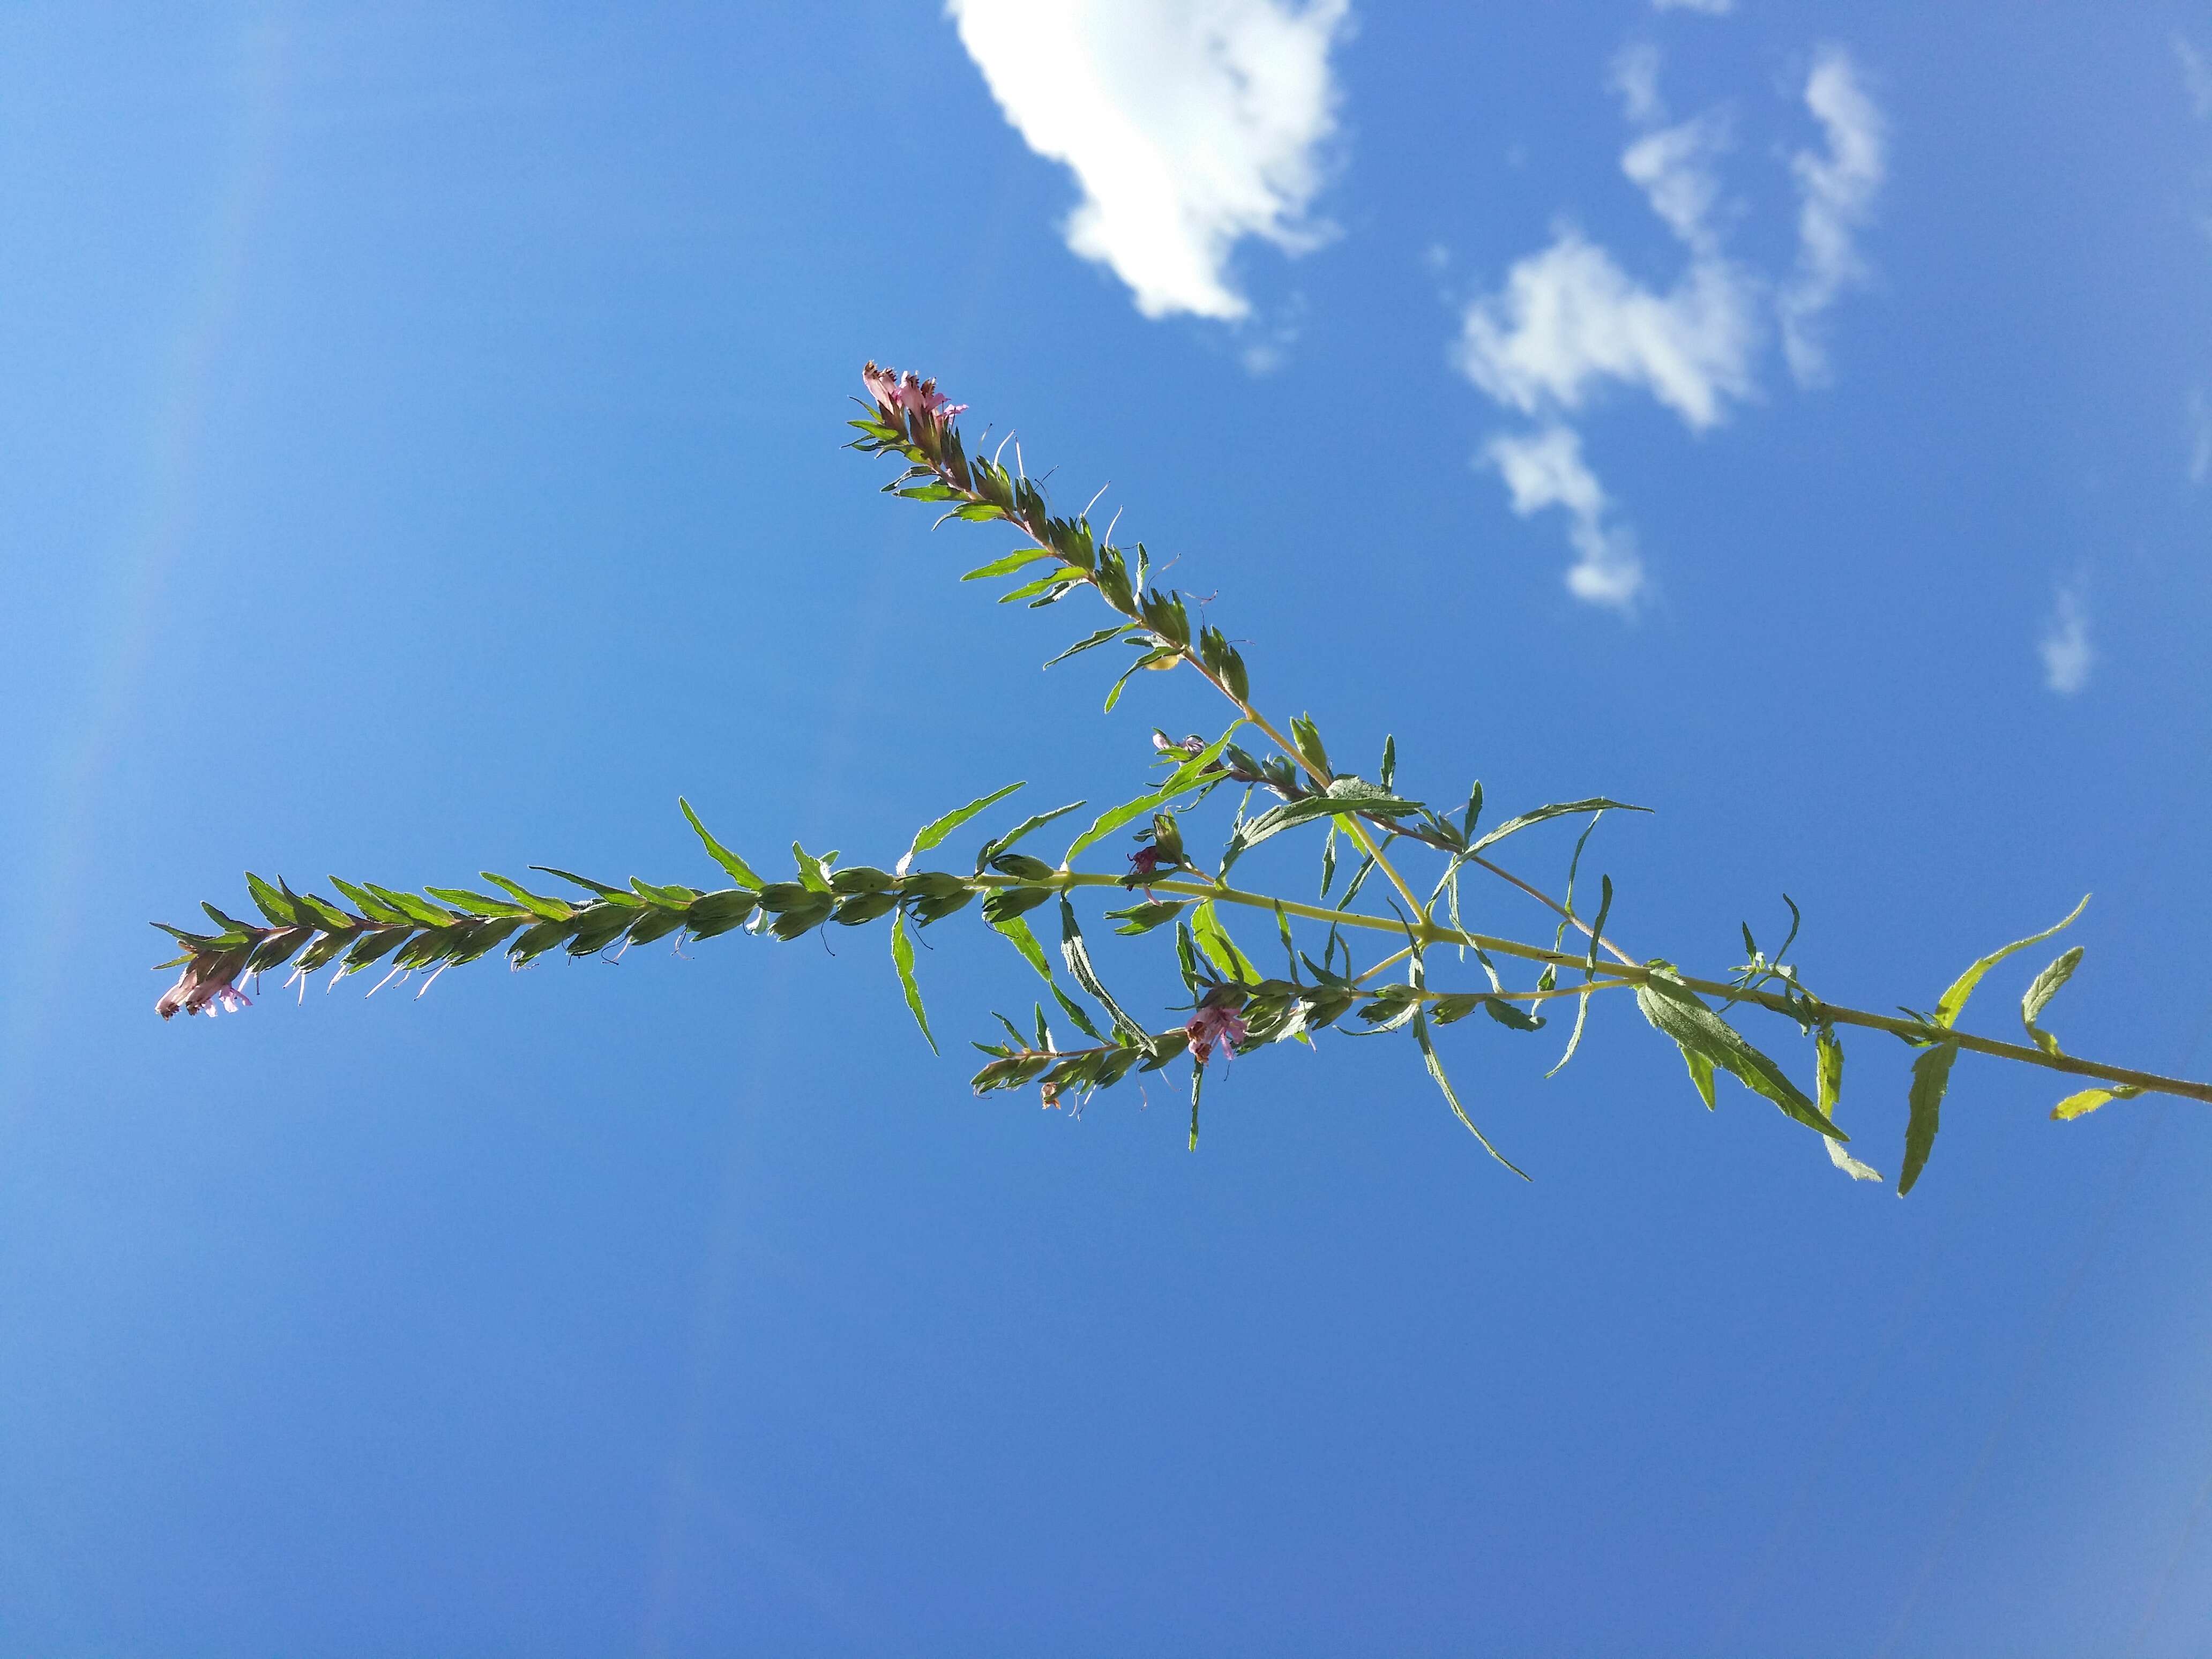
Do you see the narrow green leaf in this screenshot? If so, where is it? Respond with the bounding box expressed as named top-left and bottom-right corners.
top-left (680, 798), bottom-right (765, 890)
top-left (992, 912), bottom-right (1057, 980)
top-left (244, 873), bottom-right (298, 926)
top-left (1634, 967), bottom-right (1843, 1140)
top-left (975, 801), bottom-right (1085, 872)
top-left (425, 887), bottom-right (530, 918)
top-left (1058, 896), bottom-right (1147, 1044)
top-left (890, 911), bottom-right (936, 1054)
top-left (960, 547), bottom-right (1054, 581)
top-left (1051, 981), bottom-right (1106, 1043)
top-left (1061, 727), bottom-right (1238, 865)
top-left (2052, 1083), bottom-right (2142, 1121)
top-left (532, 867), bottom-right (636, 904)
top-left (1898, 1040), bottom-right (1960, 1195)
top-left (1468, 798), bottom-right (1650, 856)
top-left (1933, 894), bottom-right (2090, 1027)
top-left (481, 872), bottom-right (575, 921)
top-left (1413, 1010), bottom-right (1530, 1178)
top-left (1191, 901), bottom-right (1259, 984)
top-left (2021, 945), bottom-right (2084, 1057)
top-left (1103, 646), bottom-right (1180, 711)
top-left (1815, 1027), bottom-right (1883, 1182)
top-left (1042, 624), bottom-right (1134, 670)
top-left (1189, 1061), bottom-right (1204, 1152)
top-left (906, 781), bottom-right (1024, 869)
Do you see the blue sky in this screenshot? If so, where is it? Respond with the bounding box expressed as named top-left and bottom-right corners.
top-left (3, 3), bottom-right (2211, 1653)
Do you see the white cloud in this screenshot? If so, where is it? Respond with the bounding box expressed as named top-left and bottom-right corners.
top-left (1456, 104), bottom-right (1757, 434)
top-left (1483, 426), bottom-right (1644, 608)
top-left (1654, 0), bottom-right (1734, 13)
top-left (2039, 586), bottom-right (2094, 696)
top-left (2178, 35), bottom-right (2212, 118)
top-left (946, 0), bottom-right (1350, 322)
top-left (2189, 388), bottom-right (2211, 484)
top-left (1455, 44), bottom-right (1884, 611)
top-left (1780, 49), bottom-right (1887, 385)
top-left (1609, 43), bottom-right (1664, 127)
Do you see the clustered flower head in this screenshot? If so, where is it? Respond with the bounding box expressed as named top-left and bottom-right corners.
top-left (862, 362), bottom-right (965, 431)
top-left (1186, 1000), bottom-right (1249, 1067)
top-left (156, 948), bottom-right (253, 1019)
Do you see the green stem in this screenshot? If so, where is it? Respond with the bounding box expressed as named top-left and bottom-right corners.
top-left (971, 870), bottom-right (2212, 1107)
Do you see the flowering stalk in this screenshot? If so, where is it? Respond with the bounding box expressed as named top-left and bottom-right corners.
top-left (153, 366), bottom-right (2212, 1193)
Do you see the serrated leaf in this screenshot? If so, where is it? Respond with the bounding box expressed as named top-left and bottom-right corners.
top-left (680, 798), bottom-right (766, 890)
top-left (330, 878), bottom-right (410, 926)
top-left (479, 873), bottom-right (574, 921)
top-left (1933, 894), bottom-right (2089, 1028)
top-left (1413, 1010), bottom-right (1529, 1178)
top-left (1103, 646), bottom-right (1180, 712)
top-left (532, 868), bottom-right (636, 905)
top-left (1898, 1040), bottom-right (1959, 1195)
top-left (1467, 798), bottom-right (1650, 856)
top-left (2021, 945), bottom-right (2084, 1057)
top-left (2051, 1083), bottom-right (2142, 1121)
top-left (891, 911), bottom-right (935, 1054)
top-left (1634, 967), bottom-right (1842, 1140)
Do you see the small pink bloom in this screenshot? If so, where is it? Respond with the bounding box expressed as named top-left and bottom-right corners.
top-left (156, 950), bottom-right (253, 1020)
top-left (1127, 846), bottom-right (1164, 879)
top-left (862, 360), bottom-right (902, 415)
top-left (1186, 1004), bottom-right (1249, 1067)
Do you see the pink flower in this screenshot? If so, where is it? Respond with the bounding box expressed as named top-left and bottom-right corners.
top-left (1186, 1003), bottom-right (1249, 1066)
top-left (861, 362), bottom-right (967, 426)
top-left (156, 949), bottom-right (253, 1020)
top-left (1127, 845), bottom-right (1164, 879)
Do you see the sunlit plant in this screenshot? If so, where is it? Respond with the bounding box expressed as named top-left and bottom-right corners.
top-left (153, 364), bottom-right (2212, 1191)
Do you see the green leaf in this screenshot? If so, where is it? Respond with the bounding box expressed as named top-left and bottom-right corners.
top-left (1058, 896), bottom-right (1147, 1044)
top-left (532, 868), bottom-right (637, 905)
top-left (890, 911), bottom-right (936, 1054)
top-left (1042, 624), bottom-right (1135, 670)
top-left (1482, 997), bottom-right (1546, 1033)
top-left (685, 889), bottom-right (758, 938)
top-left (680, 798), bottom-right (765, 890)
top-left (1061, 727), bottom-right (1238, 865)
top-left (1933, 894), bottom-right (2089, 1028)
top-left (905, 781), bottom-right (1024, 870)
top-left (1237, 779), bottom-right (1426, 850)
top-left (1815, 1026), bottom-right (1883, 1182)
top-left (992, 912), bottom-right (1056, 981)
top-left (960, 547), bottom-right (1054, 581)
top-left (2052, 1083), bottom-right (2142, 1122)
top-left (975, 800), bottom-right (1086, 872)
top-left (244, 873), bottom-right (298, 926)
top-left (1103, 646), bottom-right (1180, 711)
top-left (1107, 899), bottom-right (1187, 935)
top-left (480, 872), bottom-right (575, 921)
top-left (329, 878), bottom-right (411, 926)
top-left (1898, 1040), bottom-right (1960, 1195)
top-left (367, 885), bottom-right (461, 928)
top-left (1413, 1010), bottom-right (1530, 1178)
top-left (2020, 945), bottom-right (2084, 1057)
top-left (420, 887), bottom-right (524, 919)
top-left (1468, 798), bottom-right (1650, 856)
top-left (1190, 901), bottom-right (1259, 984)
top-left (1633, 967), bottom-right (1843, 1140)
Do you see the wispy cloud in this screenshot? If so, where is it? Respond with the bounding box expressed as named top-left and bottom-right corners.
top-left (2189, 387), bottom-right (2212, 485)
top-left (1454, 45), bottom-right (1886, 610)
top-left (1781, 50), bottom-right (1887, 385)
top-left (2178, 34), bottom-right (2212, 119)
top-left (947, 0), bottom-right (1351, 322)
top-left (1653, 0), bottom-right (1734, 14)
top-left (2039, 585), bottom-right (2094, 696)
top-left (1483, 426), bottom-right (1644, 607)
